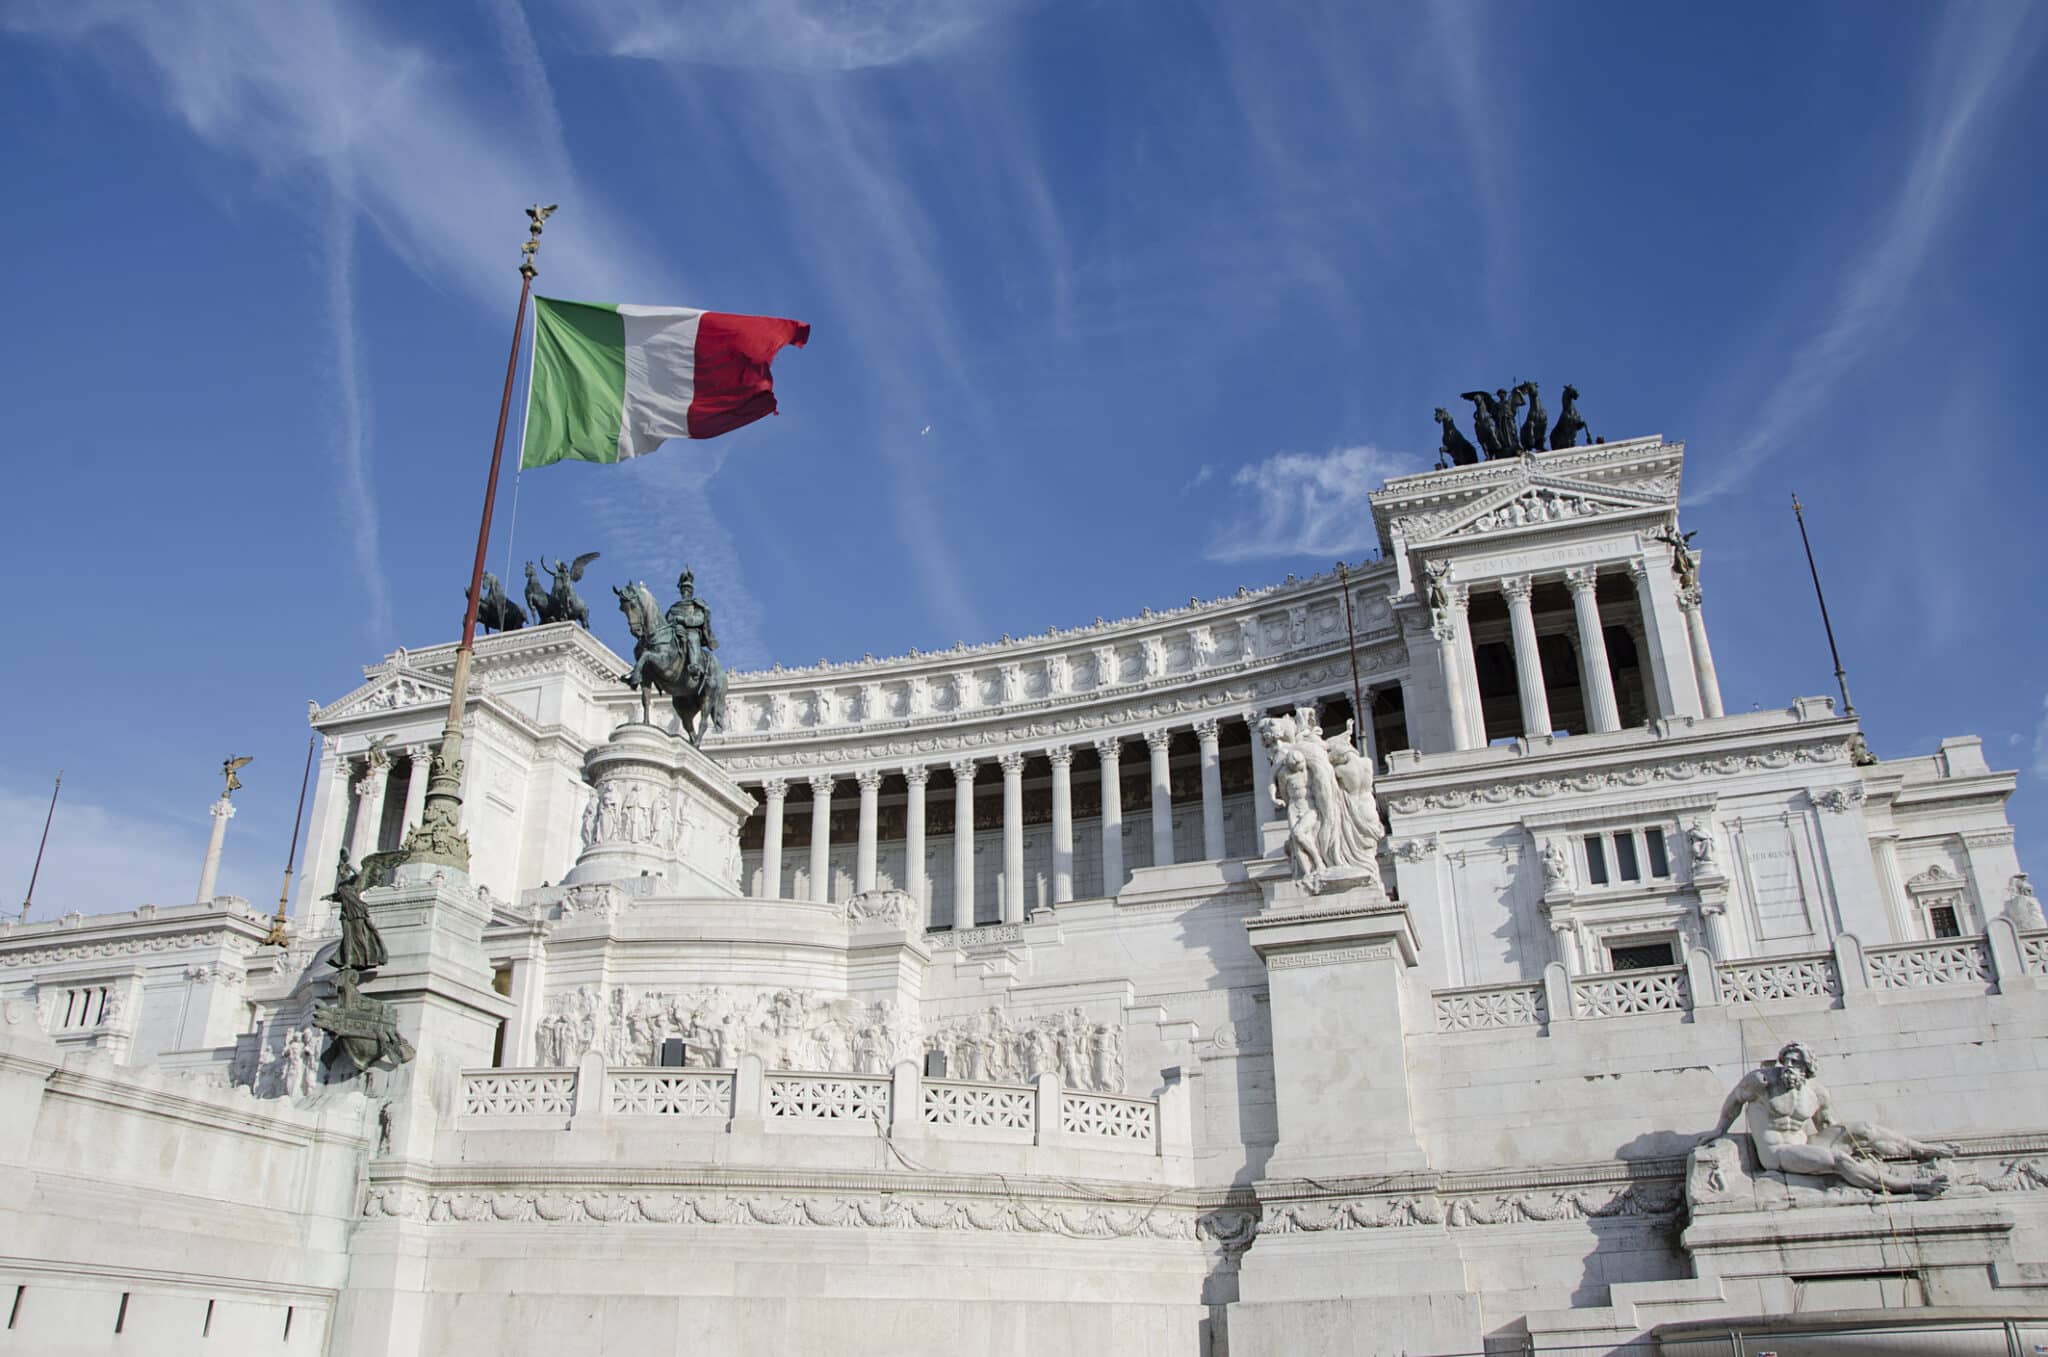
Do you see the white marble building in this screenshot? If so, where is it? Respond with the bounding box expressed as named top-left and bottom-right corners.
top-left (3, 436), bottom-right (2045, 1356)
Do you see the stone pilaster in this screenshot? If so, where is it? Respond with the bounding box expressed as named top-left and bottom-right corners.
top-left (1629, 553), bottom-right (1704, 719)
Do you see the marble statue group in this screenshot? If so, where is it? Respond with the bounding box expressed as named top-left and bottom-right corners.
top-left (1258, 707), bottom-right (1385, 894)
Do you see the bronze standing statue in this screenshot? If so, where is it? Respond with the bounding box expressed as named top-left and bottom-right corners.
top-left (538, 551), bottom-right (601, 628)
top-left (310, 847), bottom-right (413, 1075)
top-left (615, 568), bottom-right (730, 747)
top-left (220, 755), bottom-right (253, 798)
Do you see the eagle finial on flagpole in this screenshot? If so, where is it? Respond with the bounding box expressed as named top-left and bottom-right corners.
top-left (522, 204), bottom-right (558, 279)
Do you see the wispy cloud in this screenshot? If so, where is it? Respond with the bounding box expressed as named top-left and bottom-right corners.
top-left (0, 782), bottom-right (210, 919)
top-left (2034, 691), bottom-right (2048, 780)
top-left (1207, 444), bottom-right (1425, 562)
top-left (321, 187), bottom-right (390, 637)
top-left (581, 0), bottom-right (1021, 72)
top-left (1694, 4), bottom-right (2045, 502)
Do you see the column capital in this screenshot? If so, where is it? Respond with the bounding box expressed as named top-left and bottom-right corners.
top-left (761, 776), bottom-right (789, 800)
top-left (808, 774), bottom-right (836, 798)
top-left (1626, 555), bottom-right (1655, 584)
top-left (855, 769), bottom-right (885, 792)
top-left (1144, 728), bottom-right (1174, 753)
top-left (901, 764), bottom-right (931, 788)
top-left (998, 751), bottom-right (1026, 777)
top-left (210, 798), bottom-right (237, 821)
top-left (403, 742), bottom-right (429, 759)
top-left (1446, 582), bottom-right (1471, 613)
top-left (1193, 717), bottom-right (1221, 745)
top-left (949, 757), bottom-right (978, 782)
top-left (1564, 566), bottom-right (1600, 595)
top-left (1498, 574), bottom-right (1534, 604)
top-left (1677, 583), bottom-right (1704, 611)
top-left (1045, 745), bottom-right (1074, 768)
top-left (1092, 736), bottom-right (1123, 763)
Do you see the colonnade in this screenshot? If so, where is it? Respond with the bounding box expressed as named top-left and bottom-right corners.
top-left (746, 713), bottom-right (1286, 923)
top-left (1436, 557), bottom-right (1722, 751)
top-left (336, 744), bottom-right (436, 863)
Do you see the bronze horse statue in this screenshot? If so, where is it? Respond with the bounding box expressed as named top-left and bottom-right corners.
top-left (615, 581), bottom-right (728, 747)
top-left (470, 571), bottom-right (526, 633)
top-left (1433, 408), bottom-right (1479, 466)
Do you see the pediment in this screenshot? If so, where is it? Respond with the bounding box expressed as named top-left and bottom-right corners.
top-left (321, 672), bottom-right (451, 722)
top-left (1409, 473), bottom-right (1670, 545)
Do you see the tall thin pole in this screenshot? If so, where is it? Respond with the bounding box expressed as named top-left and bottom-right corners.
top-left (402, 205), bottom-right (555, 876)
top-left (265, 735), bottom-right (317, 947)
top-left (1791, 492), bottom-right (1856, 718)
top-left (20, 771), bottom-right (62, 923)
top-left (1336, 562), bottom-right (1370, 754)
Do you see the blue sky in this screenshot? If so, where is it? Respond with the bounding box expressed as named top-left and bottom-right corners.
top-left (4, 1), bottom-right (2046, 914)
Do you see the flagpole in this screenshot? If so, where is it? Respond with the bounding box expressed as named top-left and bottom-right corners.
top-left (265, 735), bottom-right (317, 947)
top-left (1790, 491), bottom-right (1856, 719)
top-left (19, 771), bottom-right (61, 923)
top-left (1335, 561), bottom-right (1369, 757)
top-left (401, 204), bottom-right (556, 878)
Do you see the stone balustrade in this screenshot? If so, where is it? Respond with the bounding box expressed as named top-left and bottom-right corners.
top-left (1435, 921), bottom-right (2046, 1036)
top-left (459, 1057), bottom-right (1174, 1157)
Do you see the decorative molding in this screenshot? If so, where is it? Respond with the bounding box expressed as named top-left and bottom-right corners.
top-left (1386, 742), bottom-right (1846, 816)
top-left (1810, 785), bottom-right (1865, 813)
top-left (1265, 944), bottom-right (1396, 971)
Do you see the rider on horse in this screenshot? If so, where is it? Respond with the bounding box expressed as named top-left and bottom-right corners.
top-left (666, 570), bottom-right (717, 678)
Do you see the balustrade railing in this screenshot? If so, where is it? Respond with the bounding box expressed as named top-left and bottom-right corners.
top-left (1569, 966), bottom-right (1691, 1020)
top-left (458, 1060), bottom-right (1177, 1159)
top-left (462, 1069), bottom-right (578, 1117)
top-left (609, 1069), bottom-right (734, 1118)
top-left (1862, 938), bottom-right (1995, 992)
top-left (2022, 931), bottom-right (2048, 978)
top-left (922, 1078), bottom-right (1035, 1132)
top-left (1433, 982), bottom-right (1548, 1032)
top-left (1717, 953), bottom-right (1841, 1004)
top-left (1060, 1090), bottom-right (1157, 1144)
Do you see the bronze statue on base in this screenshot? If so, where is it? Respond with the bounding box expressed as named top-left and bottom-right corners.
top-left (615, 568), bottom-right (730, 747)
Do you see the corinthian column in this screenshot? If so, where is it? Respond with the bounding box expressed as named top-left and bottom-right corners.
top-left (1095, 738), bottom-right (1125, 897)
top-left (903, 766), bottom-right (929, 916)
top-left (855, 770), bottom-right (882, 894)
top-left (1245, 711), bottom-right (1274, 823)
top-left (1565, 568), bottom-right (1620, 733)
top-left (951, 759), bottom-right (977, 928)
top-left (1195, 719), bottom-right (1225, 861)
top-left (999, 753), bottom-right (1026, 924)
top-left (1047, 747), bottom-right (1074, 904)
top-left (808, 774), bottom-right (835, 903)
top-left (396, 746), bottom-right (429, 837)
top-left (348, 760), bottom-right (390, 863)
top-left (1500, 576), bottom-right (1553, 739)
top-left (760, 778), bottom-right (787, 898)
top-left (1678, 585), bottom-right (1725, 718)
top-left (1146, 729), bottom-right (1175, 868)
top-left (195, 797), bottom-right (234, 903)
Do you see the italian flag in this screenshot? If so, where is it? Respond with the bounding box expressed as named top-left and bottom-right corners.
top-left (520, 297), bottom-right (810, 468)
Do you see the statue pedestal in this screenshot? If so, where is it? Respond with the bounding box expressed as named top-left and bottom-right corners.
top-left (563, 720), bottom-right (756, 895)
top-left (1681, 1136), bottom-right (2048, 1313)
top-left (1245, 868), bottom-right (1423, 1178)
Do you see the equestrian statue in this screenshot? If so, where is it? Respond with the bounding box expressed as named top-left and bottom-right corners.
top-left (615, 568), bottom-right (729, 748)
top-left (531, 551), bottom-right (600, 629)
top-left (470, 571), bottom-right (527, 633)
top-left (1433, 407), bottom-right (1480, 467)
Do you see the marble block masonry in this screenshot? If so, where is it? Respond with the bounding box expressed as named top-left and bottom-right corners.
top-left (3, 434), bottom-right (2045, 1357)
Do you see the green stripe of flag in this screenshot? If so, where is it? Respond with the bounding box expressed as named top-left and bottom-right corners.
top-left (521, 298), bottom-right (626, 468)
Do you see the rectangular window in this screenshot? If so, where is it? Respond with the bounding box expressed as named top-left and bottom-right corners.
top-left (1583, 835), bottom-right (1609, 886)
top-left (1610, 940), bottom-right (1676, 971)
top-left (1645, 828), bottom-right (1670, 878)
top-left (1927, 904), bottom-right (1961, 938)
top-left (1614, 833), bottom-right (1641, 882)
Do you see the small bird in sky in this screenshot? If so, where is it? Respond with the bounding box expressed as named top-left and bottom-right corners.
top-left (920, 425), bottom-right (932, 436)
